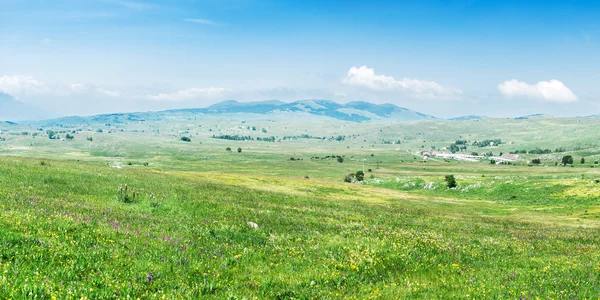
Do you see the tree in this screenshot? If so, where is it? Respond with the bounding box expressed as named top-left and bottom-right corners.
top-left (336, 156), bottom-right (344, 163)
top-left (237, 147), bottom-right (242, 153)
top-left (65, 134), bottom-right (74, 140)
top-left (581, 157), bottom-right (585, 164)
top-left (531, 158), bottom-right (541, 164)
top-left (226, 147), bottom-right (232, 151)
top-left (180, 136), bottom-right (191, 142)
top-left (561, 155), bottom-right (574, 166)
top-left (46, 130), bottom-right (57, 140)
top-left (444, 175), bottom-right (457, 189)
top-left (355, 170), bottom-right (365, 182)
top-left (449, 143), bottom-right (460, 153)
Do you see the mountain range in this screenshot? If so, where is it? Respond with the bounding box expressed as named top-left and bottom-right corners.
top-left (4, 98), bottom-right (597, 126)
top-left (23, 100), bottom-right (441, 126)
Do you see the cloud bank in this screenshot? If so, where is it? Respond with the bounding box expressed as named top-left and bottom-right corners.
top-left (497, 79), bottom-right (577, 103)
top-left (342, 65), bottom-right (461, 98)
top-left (0, 75), bottom-right (46, 97)
top-left (147, 87), bottom-right (232, 102)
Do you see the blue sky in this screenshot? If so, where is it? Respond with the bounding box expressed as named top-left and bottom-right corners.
top-left (1, 0), bottom-right (599, 117)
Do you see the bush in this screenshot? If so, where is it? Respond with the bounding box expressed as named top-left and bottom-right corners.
top-left (490, 159), bottom-right (496, 164)
top-left (344, 173), bottom-right (355, 183)
top-left (87, 137), bottom-right (93, 141)
top-left (531, 158), bottom-right (541, 164)
top-left (117, 184), bottom-right (137, 203)
top-left (337, 156), bottom-right (344, 163)
top-left (226, 147), bottom-right (232, 151)
top-left (367, 168), bottom-right (372, 172)
top-left (65, 134), bottom-right (74, 140)
top-left (180, 136), bottom-right (191, 142)
top-left (562, 155), bottom-right (574, 166)
top-left (581, 157), bottom-right (585, 164)
top-left (355, 171), bottom-right (365, 182)
top-left (444, 175), bottom-right (457, 189)
top-left (237, 147), bottom-right (242, 153)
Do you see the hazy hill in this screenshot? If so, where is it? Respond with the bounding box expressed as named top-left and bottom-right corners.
top-left (0, 93), bottom-right (52, 121)
top-left (448, 115), bottom-right (488, 121)
top-left (514, 114), bottom-right (554, 120)
top-left (29, 99), bottom-right (439, 126)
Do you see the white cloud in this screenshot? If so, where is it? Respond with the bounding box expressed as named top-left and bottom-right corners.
top-left (148, 87), bottom-right (232, 101)
top-left (0, 75), bottom-right (46, 97)
top-left (342, 65), bottom-right (461, 98)
top-left (184, 18), bottom-right (220, 26)
top-left (69, 83), bottom-right (120, 97)
top-left (497, 79), bottom-right (577, 103)
top-left (70, 83), bottom-right (87, 93)
top-left (97, 88), bottom-right (120, 97)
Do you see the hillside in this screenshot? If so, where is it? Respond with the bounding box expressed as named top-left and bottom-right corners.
top-left (0, 93), bottom-right (52, 121)
top-left (27, 100), bottom-right (438, 126)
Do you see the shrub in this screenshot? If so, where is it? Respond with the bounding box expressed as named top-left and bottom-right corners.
top-left (65, 134), bottom-right (74, 140)
top-left (581, 157), bottom-right (585, 164)
top-left (444, 175), bottom-right (457, 189)
top-left (367, 168), bottom-right (372, 172)
top-left (562, 155), bottom-right (574, 166)
top-left (180, 136), bottom-right (191, 142)
top-left (531, 158), bottom-right (541, 164)
top-left (226, 147), bottom-right (232, 151)
top-left (117, 184), bottom-right (137, 203)
top-left (237, 147), bottom-right (242, 153)
top-left (355, 171), bottom-right (365, 182)
top-left (344, 173), bottom-right (355, 183)
top-left (337, 156), bottom-right (344, 163)
top-left (490, 159), bottom-right (496, 164)
top-left (87, 137), bottom-right (93, 141)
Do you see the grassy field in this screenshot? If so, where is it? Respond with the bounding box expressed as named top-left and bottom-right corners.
top-left (1, 117), bottom-right (600, 298)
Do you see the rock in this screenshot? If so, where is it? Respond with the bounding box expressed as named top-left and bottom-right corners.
top-left (247, 222), bottom-right (259, 229)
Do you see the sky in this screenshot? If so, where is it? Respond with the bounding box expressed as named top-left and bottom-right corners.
top-left (1, 0), bottom-right (600, 118)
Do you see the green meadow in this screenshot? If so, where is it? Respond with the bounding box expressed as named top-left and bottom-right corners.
top-left (1, 117), bottom-right (600, 299)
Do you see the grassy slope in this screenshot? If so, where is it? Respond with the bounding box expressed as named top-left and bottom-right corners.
top-left (1, 118), bottom-right (600, 298)
top-left (0, 157), bottom-right (599, 299)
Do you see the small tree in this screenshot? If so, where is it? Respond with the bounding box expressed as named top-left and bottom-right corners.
top-left (561, 155), bottom-right (574, 166)
top-left (226, 147), bottom-right (232, 151)
top-left (65, 134), bottom-right (74, 140)
top-left (581, 157), bottom-right (585, 164)
top-left (531, 158), bottom-right (541, 164)
top-left (445, 175), bottom-right (457, 189)
top-left (180, 136), bottom-right (191, 142)
top-left (355, 170), bottom-right (365, 182)
top-left (337, 156), bottom-right (344, 163)
top-left (237, 147), bottom-right (242, 153)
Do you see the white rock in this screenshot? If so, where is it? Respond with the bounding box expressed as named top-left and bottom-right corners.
top-left (247, 222), bottom-right (259, 229)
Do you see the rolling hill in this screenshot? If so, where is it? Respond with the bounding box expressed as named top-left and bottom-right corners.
top-left (0, 92), bottom-right (52, 121)
top-left (28, 100), bottom-right (439, 126)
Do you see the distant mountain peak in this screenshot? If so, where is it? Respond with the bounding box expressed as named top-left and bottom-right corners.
top-left (200, 99), bottom-right (436, 122)
top-left (0, 92), bottom-right (53, 121)
top-left (29, 99), bottom-right (439, 125)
